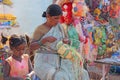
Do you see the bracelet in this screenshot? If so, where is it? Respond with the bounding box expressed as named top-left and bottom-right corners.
top-left (38, 41), bottom-right (43, 46)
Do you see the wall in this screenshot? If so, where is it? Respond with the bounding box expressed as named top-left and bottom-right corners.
top-left (0, 0), bottom-right (53, 36)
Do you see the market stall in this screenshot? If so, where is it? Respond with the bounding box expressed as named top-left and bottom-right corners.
top-left (56, 0), bottom-right (120, 79)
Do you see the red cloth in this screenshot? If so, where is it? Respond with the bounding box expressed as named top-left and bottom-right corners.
top-left (60, 2), bottom-right (73, 25)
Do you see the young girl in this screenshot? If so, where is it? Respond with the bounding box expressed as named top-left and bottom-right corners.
top-left (2, 34), bottom-right (34, 80)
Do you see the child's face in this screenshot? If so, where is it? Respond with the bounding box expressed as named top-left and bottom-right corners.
top-left (13, 43), bottom-right (26, 57)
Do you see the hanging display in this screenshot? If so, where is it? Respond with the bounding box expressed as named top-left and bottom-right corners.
top-left (0, 14), bottom-right (17, 27)
top-left (2, 0), bottom-right (13, 6)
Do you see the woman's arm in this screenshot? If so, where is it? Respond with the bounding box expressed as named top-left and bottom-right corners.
top-left (30, 25), bottom-right (57, 51)
top-left (33, 25), bottom-right (44, 41)
top-left (3, 61), bottom-right (24, 80)
top-left (30, 25), bottom-right (45, 51)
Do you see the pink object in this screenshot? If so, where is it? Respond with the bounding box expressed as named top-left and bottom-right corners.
top-left (6, 54), bottom-right (29, 79)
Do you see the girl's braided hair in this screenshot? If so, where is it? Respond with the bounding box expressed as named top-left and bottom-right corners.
top-left (1, 34), bottom-right (25, 49)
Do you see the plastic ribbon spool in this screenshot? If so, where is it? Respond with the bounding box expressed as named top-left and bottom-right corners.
top-left (56, 41), bottom-right (83, 62)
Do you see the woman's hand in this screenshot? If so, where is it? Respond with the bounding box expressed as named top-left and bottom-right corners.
top-left (41, 36), bottom-right (57, 44)
top-left (62, 38), bottom-right (70, 44)
top-left (29, 42), bottom-right (40, 51)
top-left (29, 36), bottom-right (57, 51)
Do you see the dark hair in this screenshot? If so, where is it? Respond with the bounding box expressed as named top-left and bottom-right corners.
top-left (1, 34), bottom-right (25, 49)
top-left (9, 35), bottom-right (25, 48)
top-left (1, 33), bottom-right (8, 45)
top-left (42, 4), bottom-right (62, 17)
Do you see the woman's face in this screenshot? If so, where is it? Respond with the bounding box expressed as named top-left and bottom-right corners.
top-left (47, 15), bottom-right (61, 26)
top-left (12, 43), bottom-right (26, 57)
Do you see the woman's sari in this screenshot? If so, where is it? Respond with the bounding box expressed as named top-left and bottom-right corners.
top-left (34, 24), bottom-right (89, 80)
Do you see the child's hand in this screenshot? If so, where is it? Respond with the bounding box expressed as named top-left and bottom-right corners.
top-left (27, 71), bottom-right (35, 78)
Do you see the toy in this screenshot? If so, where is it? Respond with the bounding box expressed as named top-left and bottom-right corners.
top-left (72, 0), bottom-right (88, 17)
top-left (106, 33), bottom-right (118, 55)
top-left (94, 8), bottom-right (101, 20)
top-left (109, 2), bottom-right (119, 18)
top-left (60, 1), bottom-right (72, 24)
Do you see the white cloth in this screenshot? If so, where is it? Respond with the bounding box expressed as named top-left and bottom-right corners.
top-left (34, 24), bottom-right (90, 80)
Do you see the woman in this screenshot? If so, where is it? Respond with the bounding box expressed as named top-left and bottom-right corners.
top-left (31, 4), bottom-right (84, 80)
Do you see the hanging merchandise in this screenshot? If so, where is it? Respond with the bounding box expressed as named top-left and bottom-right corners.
top-left (94, 8), bottom-right (101, 20)
top-left (106, 33), bottom-right (118, 55)
top-left (60, 1), bottom-right (73, 25)
top-left (0, 14), bottom-right (16, 20)
top-left (101, 26), bottom-right (107, 43)
top-left (102, 4), bottom-right (110, 13)
top-left (72, 2), bottom-right (83, 17)
top-left (109, 9), bottom-right (119, 19)
top-left (92, 26), bottom-right (107, 56)
top-left (72, 0), bottom-right (89, 17)
top-left (56, 41), bottom-right (83, 62)
top-left (0, 14), bottom-right (17, 28)
top-left (98, 44), bottom-right (106, 56)
top-left (68, 25), bottom-right (80, 49)
top-left (83, 22), bottom-right (93, 32)
top-left (100, 4), bottom-right (110, 21)
top-left (109, 2), bottom-right (119, 18)
top-left (92, 0), bottom-right (100, 10)
top-left (103, 0), bottom-right (110, 5)
top-left (2, 0), bottom-right (13, 6)
top-left (0, 0), bottom-right (19, 28)
top-left (93, 27), bottom-right (103, 45)
top-left (73, 18), bottom-right (86, 43)
top-left (98, 0), bottom-right (103, 9)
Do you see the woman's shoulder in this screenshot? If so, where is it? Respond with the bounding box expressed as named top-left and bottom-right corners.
top-left (36, 24), bottom-right (45, 30)
top-left (33, 24), bottom-right (45, 34)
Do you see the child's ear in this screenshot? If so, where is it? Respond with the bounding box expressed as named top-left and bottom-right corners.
top-left (1, 33), bottom-right (8, 45)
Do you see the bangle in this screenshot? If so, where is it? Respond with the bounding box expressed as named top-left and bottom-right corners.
top-left (38, 41), bottom-right (43, 46)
